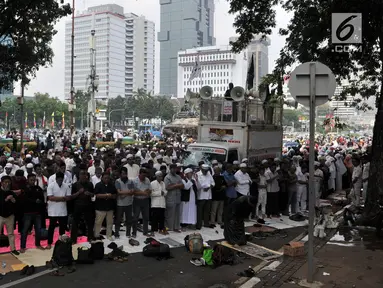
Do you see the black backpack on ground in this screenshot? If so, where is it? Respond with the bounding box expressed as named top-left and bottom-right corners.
top-left (52, 239), bottom-right (74, 266)
top-left (143, 241), bottom-right (171, 260)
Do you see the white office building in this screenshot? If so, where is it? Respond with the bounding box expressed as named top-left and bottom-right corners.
top-left (330, 85), bottom-right (357, 119)
top-left (177, 35), bottom-right (270, 98)
top-left (64, 4), bottom-right (155, 100)
top-left (177, 46), bottom-right (248, 98)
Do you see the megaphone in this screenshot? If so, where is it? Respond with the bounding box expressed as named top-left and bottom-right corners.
top-left (200, 86), bottom-right (213, 99)
top-left (230, 86), bottom-right (245, 101)
top-left (284, 99), bottom-right (298, 109)
top-left (185, 88), bottom-right (199, 102)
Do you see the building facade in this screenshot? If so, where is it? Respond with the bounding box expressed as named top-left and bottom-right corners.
top-left (330, 85), bottom-right (357, 119)
top-left (64, 4), bottom-right (155, 100)
top-left (177, 46), bottom-right (248, 98)
top-left (159, 0), bottom-right (216, 97)
top-left (229, 35), bottom-right (270, 91)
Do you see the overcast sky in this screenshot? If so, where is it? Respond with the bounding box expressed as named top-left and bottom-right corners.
top-left (17, 0), bottom-right (291, 99)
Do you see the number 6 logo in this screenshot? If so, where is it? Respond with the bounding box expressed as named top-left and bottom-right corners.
top-left (331, 13), bottom-right (362, 44)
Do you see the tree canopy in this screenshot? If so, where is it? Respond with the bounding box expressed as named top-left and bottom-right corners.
top-left (228, 0), bottom-right (383, 215)
top-left (107, 90), bottom-right (175, 125)
top-left (0, 0), bottom-right (71, 89)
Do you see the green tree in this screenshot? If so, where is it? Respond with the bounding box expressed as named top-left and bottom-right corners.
top-left (0, 0), bottom-right (71, 89)
top-left (0, 93), bottom-right (68, 129)
top-left (228, 0), bottom-right (382, 217)
top-left (107, 95), bottom-right (126, 124)
top-left (283, 108), bottom-right (301, 127)
top-left (74, 90), bottom-right (91, 128)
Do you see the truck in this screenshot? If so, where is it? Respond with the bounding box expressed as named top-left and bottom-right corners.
top-left (183, 97), bottom-right (283, 166)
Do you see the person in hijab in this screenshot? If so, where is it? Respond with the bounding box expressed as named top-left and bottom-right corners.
top-left (223, 195), bottom-right (258, 246)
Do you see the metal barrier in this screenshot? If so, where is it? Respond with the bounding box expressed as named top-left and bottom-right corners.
top-left (199, 98), bottom-right (282, 126)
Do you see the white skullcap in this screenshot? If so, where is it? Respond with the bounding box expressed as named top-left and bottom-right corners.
top-left (241, 158), bottom-right (248, 163)
top-left (274, 158), bottom-right (281, 162)
top-left (261, 160), bottom-right (268, 164)
top-left (25, 154), bottom-right (32, 159)
top-left (160, 149), bottom-right (165, 153)
top-left (184, 168), bottom-right (193, 174)
top-left (115, 150), bottom-right (121, 155)
top-left (26, 163), bottom-right (34, 169)
top-left (156, 155), bottom-right (163, 159)
top-left (314, 161), bottom-right (320, 166)
top-left (239, 163), bottom-right (247, 168)
top-left (126, 154), bottom-right (133, 159)
top-left (176, 163), bottom-right (182, 167)
top-left (155, 171), bottom-right (163, 177)
top-left (121, 158), bottom-right (127, 162)
top-left (233, 160), bottom-right (240, 165)
top-left (8, 157), bottom-right (14, 162)
top-left (211, 160), bottom-right (218, 164)
top-left (201, 164), bottom-right (210, 170)
top-left (5, 163), bottom-right (12, 168)
top-left (172, 156), bottom-right (178, 160)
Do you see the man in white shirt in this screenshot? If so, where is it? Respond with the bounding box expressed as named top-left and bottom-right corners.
top-left (234, 163), bottom-right (252, 197)
top-left (46, 172), bottom-right (71, 249)
top-left (48, 162), bottom-right (72, 188)
top-left (196, 164), bottom-right (215, 229)
top-left (8, 157), bottom-right (20, 175)
top-left (91, 167), bottom-right (102, 187)
top-left (265, 162), bottom-right (280, 217)
top-left (88, 158), bottom-right (103, 177)
top-left (0, 163), bottom-right (14, 179)
top-left (123, 154), bottom-right (140, 181)
top-left (153, 155), bottom-right (166, 171)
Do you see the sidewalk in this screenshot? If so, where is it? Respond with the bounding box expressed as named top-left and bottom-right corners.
top-left (279, 231), bottom-right (383, 288)
top-left (250, 226), bottom-right (383, 288)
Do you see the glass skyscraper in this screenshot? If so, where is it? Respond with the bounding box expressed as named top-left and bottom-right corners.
top-left (158, 0), bottom-right (216, 96)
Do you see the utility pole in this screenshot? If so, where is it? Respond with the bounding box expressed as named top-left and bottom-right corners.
top-left (20, 80), bottom-right (25, 153)
top-left (88, 12), bottom-right (98, 133)
top-left (69, 0), bottom-right (75, 136)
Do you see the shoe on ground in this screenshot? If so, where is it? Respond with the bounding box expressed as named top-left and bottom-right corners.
top-left (20, 265), bottom-right (29, 275)
top-left (12, 250), bottom-right (20, 256)
top-left (26, 265), bottom-right (35, 276)
top-left (190, 259), bottom-right (203, 266)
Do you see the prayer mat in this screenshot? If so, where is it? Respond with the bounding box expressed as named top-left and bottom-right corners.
top-left (0, 253), bottom-right (24, 273)
top-left (220, 241), bottom-right (282, 261)
top-left (160, 237), bottom-right (183, 247)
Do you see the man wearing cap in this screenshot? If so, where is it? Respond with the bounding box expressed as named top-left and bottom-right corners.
top-left (24, 163), bottom-right (35, 178)
top-left (124, 154), bottom-right (140, 181)
top-left (0, 163), bottom-right (14, 179)
top-left (150, 171), bottom-right (168, 235)
top-left (164, 164), bottom-right (184, 232)
top-left (196, 164), bottom-right (215, 229)
top-left (153, 155), bottom-right (166, 171)
top-left (8, 157), bottom-right (20, 175)
top-left (234, 163), bottom-right (252, 198)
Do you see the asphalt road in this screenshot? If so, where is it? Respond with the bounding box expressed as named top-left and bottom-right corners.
top-left (3, 226), bottom-right (306, 288)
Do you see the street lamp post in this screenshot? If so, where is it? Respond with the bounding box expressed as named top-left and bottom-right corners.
top-left (69, 0), bottom-right (75, 135)
top-left (108, 109), bottom-right (125, 128)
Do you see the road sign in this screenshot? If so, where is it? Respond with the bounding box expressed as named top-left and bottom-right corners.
top-left (288, 62), bottom-right (336, 107)
top-left (288, 61), bottom-right (336, 284)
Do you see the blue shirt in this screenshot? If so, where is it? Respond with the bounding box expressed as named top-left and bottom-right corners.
top-left (223, 171), bottom-right (237, 199)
